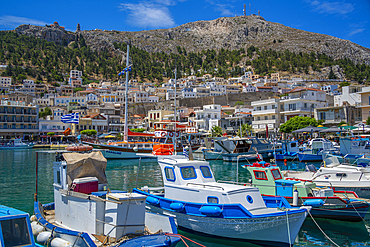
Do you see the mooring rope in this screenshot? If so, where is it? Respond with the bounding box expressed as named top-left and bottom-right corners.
top-left (307, 210), bottom-right (339, 247)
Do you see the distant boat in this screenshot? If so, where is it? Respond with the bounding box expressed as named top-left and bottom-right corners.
top-left (134, 155), bottom-right (310, 246)
top-left (0, 138), bottom-right (34, 149)
top-left (0, 204), bottom-right (42, 246)
top-left (297, 138), bottom-right (339, 162)
top-left (218, 137), bottom-right (281, 162)
top-left (32, 150), bottom-right (180, 247)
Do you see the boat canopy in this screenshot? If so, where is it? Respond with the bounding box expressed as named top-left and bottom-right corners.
top-left (63, 151), bottom-right (108, 187)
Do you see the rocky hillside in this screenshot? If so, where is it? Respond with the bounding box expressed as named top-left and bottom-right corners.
top-left (15, 15), bottom-right (370, 66)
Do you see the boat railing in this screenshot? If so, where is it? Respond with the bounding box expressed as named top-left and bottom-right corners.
top-left (217, 180), bottom-right (252, 186)
top-left (186, 182), bottom-right (224, 190)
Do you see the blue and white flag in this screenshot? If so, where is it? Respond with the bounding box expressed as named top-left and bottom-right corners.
top-left (61, 113), bottom-right (79, 124)
top-left (183, 147), bottom-right (189, 159)
top-left (118, 65), bottom-right (132, 76)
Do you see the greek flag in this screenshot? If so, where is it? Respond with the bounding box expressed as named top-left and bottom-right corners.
top-left (183, 147), bottom-right (189, 159)
top-left (61, 113), bottom-right (79, 124)
top-left (118, 65), bottom-right (132, 76)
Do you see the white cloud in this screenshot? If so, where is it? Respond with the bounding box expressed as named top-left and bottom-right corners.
top-left (0, 15), bottom-right (47, 28)
top-left (308, 1), bottom-right (355, 15)
top-left (348, 28), bottom-right (364, 36)
top-left (214, 4), bottom-right (233, 16)
top-left (119, 3), bottom-right (175, 29)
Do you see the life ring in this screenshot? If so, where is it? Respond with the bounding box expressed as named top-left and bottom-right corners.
top-left (175, 132), bottom-right (180, 138)
top-left (169, 132), bottom-right (174, 138)
top-left (161, 132), bottom-right (166, 137)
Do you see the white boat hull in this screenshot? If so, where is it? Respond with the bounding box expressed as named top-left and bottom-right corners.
top-left (146, 204), bottom-right (307, 246)
top-left (100, 149), bottom-right (156, 159)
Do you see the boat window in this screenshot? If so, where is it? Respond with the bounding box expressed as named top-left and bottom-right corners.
top-left (180, 166), bottom-right (197, 180)
top-left (290, 142), bottom-right (297, 148)
top-left (207, 196), bottom-right (218, 204)
top-left (56, 170), bottom-right (61, 185)
top-left (253, 170), bottom-right (268, 180)
top-left (0, 217), bottom-right (32, 246)
top-left (271, 169), bottom-right (282, 180)
top-left (336, 173), bottom-right (347, 178)
top-left (200, 166), bottom-right (212, 178)
top-left (259, 139), bottom-right (268, 144)
top-left (164, 167), bottom-right (176, 182)
top-left (246, 195), bottom-right (253, 204)
top-left (252, 140), bottom-right (258, 144)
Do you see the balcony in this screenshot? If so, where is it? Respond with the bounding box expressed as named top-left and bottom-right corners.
top-left (251, 98), bottom-right (279, 106)
top-left (252, 119), bottom-right (278, 125)
top-left (252, 109), bottom-right (278, 115)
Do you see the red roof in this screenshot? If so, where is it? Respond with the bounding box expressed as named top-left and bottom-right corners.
top-left (287, 87), bottom-right (324, 93)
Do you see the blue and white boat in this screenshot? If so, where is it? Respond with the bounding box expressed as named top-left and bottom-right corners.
top-left (134, 155), bottom-right (310, 246)
top-left (0, 204), bottom-right (42, 247)
top-left (275, 140), bottom-right (299, 161)
top-left (219, 137), bottom-right (281, 162)
top-left (0, 138), bottom-right (34, 149)
top-left (32, 151), bottom-right (180, 247)
top-left (297, 138), bottom-right (339, 162)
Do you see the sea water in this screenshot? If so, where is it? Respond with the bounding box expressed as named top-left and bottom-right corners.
top-left (1, 149), bottom-right (370, 246)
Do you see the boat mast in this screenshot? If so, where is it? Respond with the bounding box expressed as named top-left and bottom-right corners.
top-left (124, 44), bottom-right (130, 142)
top-left (173, 60), bottom-right (177, 154)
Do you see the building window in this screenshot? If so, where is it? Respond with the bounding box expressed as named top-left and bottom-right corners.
top-left (264, 106), bottom-right (267, 110)
top-left (272, 115), bottom-right (275, 119)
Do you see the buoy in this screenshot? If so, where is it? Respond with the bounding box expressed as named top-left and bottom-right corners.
top-left (303, 199), bottom-right (325, 207)
top-left (170, 202), bottom-right (184, 211)
top-left (37, 231), bottom-right (52, 244)
top-left (284, 159), bottom-right (287, 166)
top-left (31, 221), bottom-right (44, 236)
top-left (30, 215), bottom-right (37, 222)
top-left (133, 146), bottom-right (138, 152)
top-left (199, 206), bottom-right (222, 216)
top-left (50, 237), bottom-right (73, 247)
top-left (293, 188), bottom-right (299, 206)
top-left (147, 197), bottom-right (160, 205)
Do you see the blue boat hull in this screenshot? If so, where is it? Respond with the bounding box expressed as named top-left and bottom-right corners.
top-left (297, 153), bottom-right (322, 162)
top-left (34, 201), bottom-right (180, 247)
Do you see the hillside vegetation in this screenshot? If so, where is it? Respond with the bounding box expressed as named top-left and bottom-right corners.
top-left (0, 30), bottom-right (369, 85)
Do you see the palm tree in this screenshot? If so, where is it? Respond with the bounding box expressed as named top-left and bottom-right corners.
top-left (210, 126), bottom-right (223, 137)
top-left (237, 124), bottom-right (253, 137)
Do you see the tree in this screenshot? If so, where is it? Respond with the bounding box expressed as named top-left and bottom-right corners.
top-left (366, 117), bottom-right (370, 126)
top-left (328, 67), bottom-right (338, 79)
top-left (39, 107), bottom-right (52, 118)
top-left (80, 129), bottom-right (97, 136)
top-left (237, 123), bottom-right (252, 137)
top-left (339, 81), bottom-right (351, 87)
top-left (279, 116), bottom-right (318, 133)
top-left (234, 101), bottom-right (244, 106)
top-left (47, 132), bottom-right (55, 144)
top-left (130, 128), bottom-right (145, 132)
top-left (210, 126), bottom-right (223, 137)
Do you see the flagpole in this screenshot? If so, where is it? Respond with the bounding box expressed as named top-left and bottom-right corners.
top-left (124, 44), bottom-right (130, 143)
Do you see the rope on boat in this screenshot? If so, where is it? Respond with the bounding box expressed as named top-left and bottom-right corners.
top-left (307, 210), bottom-right (339, 247)
top-left (165, 233), bottom-right (206, 247)
top-left (285, 209), bottom-right (292, 247)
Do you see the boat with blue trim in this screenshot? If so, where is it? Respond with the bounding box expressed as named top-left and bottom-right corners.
top-left (0, 204), bottom-right (42, 247)
top-left (134, 155), bottom-right (310, 247)
top-left (275, 140), bottom-right (299, 161)
top-left (0, 138), bottom-right (34, 149)
top-left (32, 150), bottom-right (180, 247)
top-left (297, 138), bottom-right (339, 162)
top-left (244, 161), bottom-right (370, 221)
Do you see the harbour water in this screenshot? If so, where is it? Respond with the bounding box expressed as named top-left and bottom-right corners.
top-left (1, 149), bottom-right (370, 246)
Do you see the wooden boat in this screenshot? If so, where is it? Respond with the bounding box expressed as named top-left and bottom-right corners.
top-left (31, 150), bottom-right (180, 247)
top-left (0, 204), bottom-right (42, 246)
top-left (134, 155), bottom-right (310, 246)
top-left (244, 161), bottom-right (370, 221)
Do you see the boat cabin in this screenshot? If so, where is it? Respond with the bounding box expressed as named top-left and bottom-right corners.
top-left (158, 156), bottom-right (268, 210)
top-left (282, 140), bottom-right (299, 154)
top-left (246, 163), bottom-right (332, 198)
top-left (311, 138), bottom-right (337, 154)
top-left (52, 151), bottom-right (147, 240)
top-left (340, 137), bottom-right (370, 156)
top-left (0, 205), bottom-right (35, 247)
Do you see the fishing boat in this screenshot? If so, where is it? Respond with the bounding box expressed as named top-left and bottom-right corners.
top-left (0, 204), bottom-right (42, 247)
top-left (0, 138), bottom-right (34, 149)
top-left (285, 156), bottom-right (370, 199)
top-left (244, 161), bottom-right (370, 221)
top-left (32, 150), bottom-right (180, 247)
top-left (134, 155), bottom-right (310, 246)
top-left (218, 137), bottom-right (281, 162)
top-left (297, 138), bottom-right (339, 162)
top-left (275, 140), bottom-right (299, 161)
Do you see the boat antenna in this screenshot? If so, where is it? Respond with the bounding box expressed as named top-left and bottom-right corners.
top-left (124, 43), bottom-right (130, 143)
top-left (34, 151), bottom-right (38, 202)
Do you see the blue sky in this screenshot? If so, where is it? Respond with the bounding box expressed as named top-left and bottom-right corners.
top-left (0, 0), bottom-right (369, 49)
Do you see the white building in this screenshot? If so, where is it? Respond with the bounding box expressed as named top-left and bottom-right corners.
top-left (194, 104), bottom-right (221, 131)
top-left (17, 79), bottom-right (35, 96)
top-left (148, 95), bottom-right (159, 103)
top-left (69, 70), bottom-right (83, 87)
top-left (181, 88), bottom-right (196, 98)
top-left (55, 96), bottom-right (71, 106)
top-left (334, 86), bottom-right (362, 106)
top-left (0, 77), bottom-right (11, 91)
top-left (243, 84), bottom-right (257, 93)
top-left (251, 98), bottom-right (281, 133)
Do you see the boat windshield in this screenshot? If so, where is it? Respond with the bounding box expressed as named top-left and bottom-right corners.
top-left (0, 217), bottom-right (32, 246)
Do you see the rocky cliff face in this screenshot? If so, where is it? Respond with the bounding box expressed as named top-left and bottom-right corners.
top-left (14, 15), bottom-right (370, 65)
top-left (15, 24), bottom-right (75, 44)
